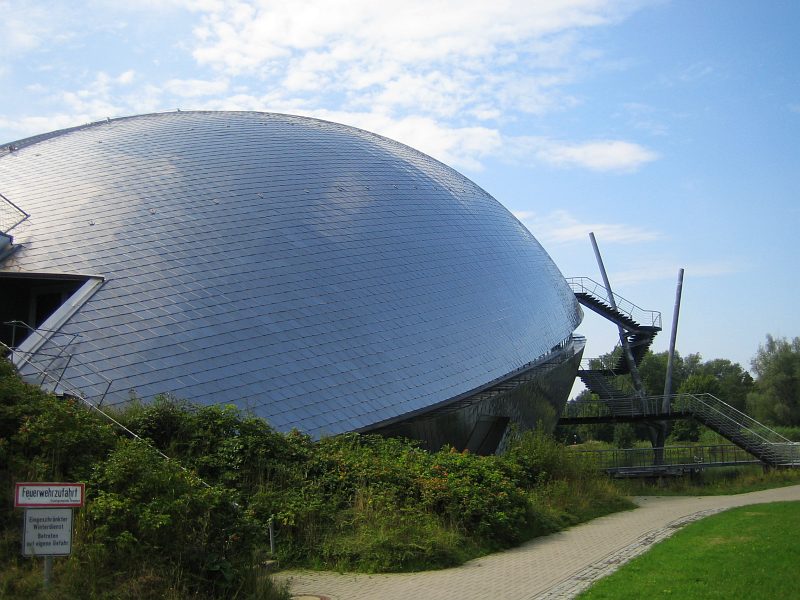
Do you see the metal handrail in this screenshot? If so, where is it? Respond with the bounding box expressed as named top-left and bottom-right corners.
top-left (571, 444), bottom-right (761, 470)
top-left (567, 276), bottom-right (662, 329)
top-left (0, 191), bottom-right (29, 234)
top-left (1, 344), bottom-right (213, 486)
top-left (674, 394), bottom-right (790, 444)
top-left (563, 393), bottom-right (800, 464)
top-left (579, 344), bottom-right (628, 373)
top-left (4, 320), bottom-right (114, 406)
top-left (4, 320), bottom-right (80, 373)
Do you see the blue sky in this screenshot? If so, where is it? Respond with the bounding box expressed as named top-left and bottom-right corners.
top-left (2, 0), bottom-right (798, 383)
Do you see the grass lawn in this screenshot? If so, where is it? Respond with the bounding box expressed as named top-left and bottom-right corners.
top-left (578, 501), bottom-right (800, 599)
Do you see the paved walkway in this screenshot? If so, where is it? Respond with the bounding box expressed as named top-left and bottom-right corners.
top-left (276, 484), bottom-right (800, 600)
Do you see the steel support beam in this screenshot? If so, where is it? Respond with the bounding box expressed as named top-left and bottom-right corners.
top-left (589, 232), bottom-right (645, 397)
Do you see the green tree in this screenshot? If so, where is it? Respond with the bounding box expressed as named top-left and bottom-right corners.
top-left (680, 373), bottom-right (723, 397)
top-left (747, 335), bottom-right (800, 425)
top-left (669, 374), bottom-right (723, 442)
top-left (612, 423), bottom-right (636, 448)
top-left (694, 359), bottom-right (753, 412)
top-left (556, 389), bottom-right (615, 444)
top-left (635, 351), bottom-right (701, 396)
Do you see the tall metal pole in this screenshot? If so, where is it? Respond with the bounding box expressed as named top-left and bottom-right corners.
top-left (589, 232), bottom-right (645, 398)
top-left (662, 268), bottom-right (685, 412)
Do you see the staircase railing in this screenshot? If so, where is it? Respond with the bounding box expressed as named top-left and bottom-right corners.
top-left (3, 320), bottom-right (113, 406)
top-left (563, 393), bottom-right (800, 465)
top-left (580, 352), bottom-right (620, 373)
top-left (567, 276), bottom-right (662, 329)
top-left (1, 340), bottom-right (215, 487)
top-left (672, 394), bottom-right (790, 444)
top-left (0, 192), bottom-right (29, 234)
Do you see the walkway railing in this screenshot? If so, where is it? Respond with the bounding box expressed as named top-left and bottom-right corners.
top-left (571, 444), bottom-right (761, 472)
top-left (562, 393), bottom-right (800, 466)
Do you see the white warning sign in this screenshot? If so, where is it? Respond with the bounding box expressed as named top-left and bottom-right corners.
top-left (22, 508), bottom-right (73, 556)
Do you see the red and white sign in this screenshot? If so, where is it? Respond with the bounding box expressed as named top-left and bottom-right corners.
top-left (15, 483), bottom-right (85, 508)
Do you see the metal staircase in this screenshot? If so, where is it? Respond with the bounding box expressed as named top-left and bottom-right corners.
top-left (561, 394), bottom-right (800, 467)
top-left (567, 277), bottom-right (661, 396)
top-left (562, 276), bottom-right (800, 469)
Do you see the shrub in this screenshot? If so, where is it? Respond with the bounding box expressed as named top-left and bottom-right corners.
top-left (85, 439), bottom-right (262, 596)
top-left (0, 361), bottom-right (289, 599)
top-left (1, 360), bottom-right (632, 585)
top-left (418, 449), bottom-right (529, 546)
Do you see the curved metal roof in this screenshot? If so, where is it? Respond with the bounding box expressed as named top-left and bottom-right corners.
top-left (0, 111), bottom-right (581, 436)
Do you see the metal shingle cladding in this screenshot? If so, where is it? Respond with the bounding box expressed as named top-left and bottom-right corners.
top-left (0, 111), bottom-right (581, 436)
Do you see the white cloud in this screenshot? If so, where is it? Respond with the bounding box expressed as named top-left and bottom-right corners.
top-left (1, 70), bottom-right (163, 141)
top-left (504, 136), bottom-right (658, 172)
top-left (189, 1), bottom-right (636, 71)
top-left (509, 136), bottom-right (658, 172)
top-left (657, 60), bottom-right (723, 88)
top-left (185, 1), bottom-right (642, 124)
top-left (0, 2), bottom-right (67, 59)
top-left (25, 83), bottom-right (47, 93)
top-left (175, 0), bottom-right (653, 172)
top-left (0, 114), bottom-right (90, 143)
top-left (513, 209), bottom-right (662, 245)
top-left (544, 139), bottom-right (658, 171)
top-left (117, 70), bottom-right (137, 85)
top-left (0, 0), bottom-right (655, 172)
top-left (621, 102), bottom-right (668, 136)
top-left (274, 108), bottom-right (503, 171)
top-left (58, 71), bottom-right (142, 117)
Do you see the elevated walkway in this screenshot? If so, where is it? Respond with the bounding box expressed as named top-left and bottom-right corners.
top-left (561, 394), bottom-right (800, 467)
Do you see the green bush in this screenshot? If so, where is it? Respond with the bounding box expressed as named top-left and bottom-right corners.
top-left (318, 487), bottom-right (468, 572)
top-left (418, 449), bottom-right (529, 546)
top-left (0, 362), bottom-right (116, 476)
top-left (0, 362), bottom-right (288, 599)
top-left (86, 439), bottom-right (261, 592)
top-left (2, 358), bottom-right (633, 587)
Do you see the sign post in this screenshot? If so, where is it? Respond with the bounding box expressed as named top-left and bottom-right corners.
top-left (15, 483), bottom-right (85, 588)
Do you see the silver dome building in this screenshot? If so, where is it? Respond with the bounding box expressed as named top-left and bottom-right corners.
top-left (0, 111), bottom-right (583, 453)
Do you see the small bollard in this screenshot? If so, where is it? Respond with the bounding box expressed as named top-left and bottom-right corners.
top-left (268, 515), bottom-right (275, 556)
